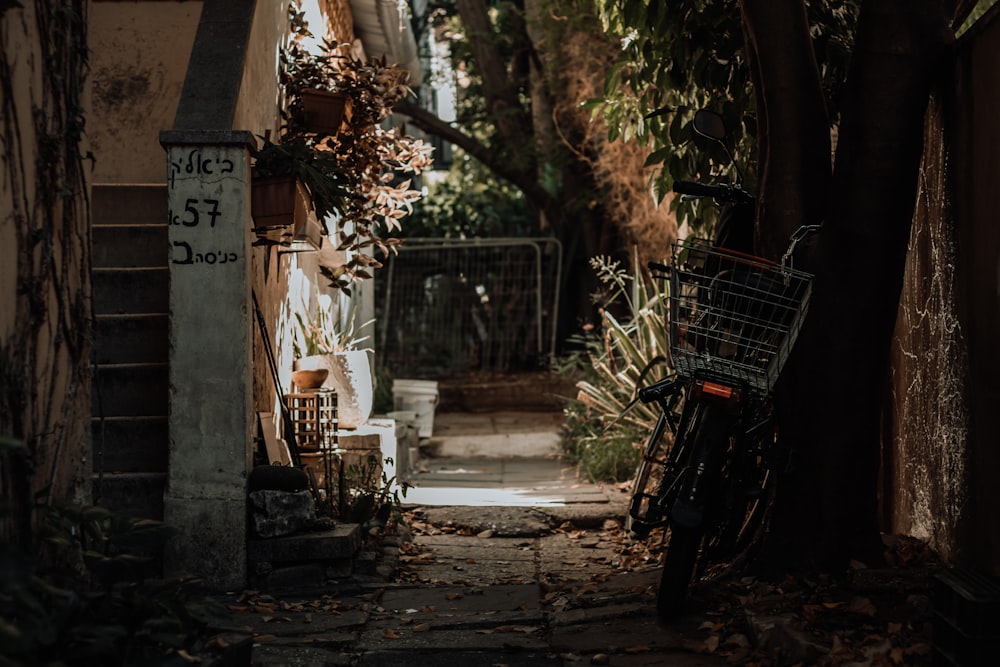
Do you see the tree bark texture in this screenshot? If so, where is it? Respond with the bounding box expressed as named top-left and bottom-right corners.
top-left (739, 0), bottom-right (831, 260)
top-left (745, 0), bottom-right (953, 569)
top-left (455, 0), bottom-right (536, 171)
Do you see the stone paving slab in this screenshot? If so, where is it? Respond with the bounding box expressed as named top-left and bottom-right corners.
top-left (549, 612), bottom-right (682, 653)
top-left (357, 649), bottom-right (561, 667)
top-left (252, 644), bottom-right (356, 666)
top-left (426, 413), bottom-right (563, 459)
top-left (379, 583), bottom-right (542, 614)
top-left (223, 607), bottom-right (368, 636)
top-left (432, 411), bottom-right (566, 436)
top-left (411, 557), bottom-right (537, 585)
top-left (356, 625), bottom-right (549, 652)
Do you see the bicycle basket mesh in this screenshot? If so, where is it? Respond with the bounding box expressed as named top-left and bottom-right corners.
top-left (668, 238), bottom-right (813, 397)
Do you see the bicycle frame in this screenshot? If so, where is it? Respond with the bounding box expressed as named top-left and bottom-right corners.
top-left (628, 235), bottom-right (815, 617)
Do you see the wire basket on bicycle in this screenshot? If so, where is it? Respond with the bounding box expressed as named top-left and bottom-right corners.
top-left (667, 238), bottom-right (813, 399)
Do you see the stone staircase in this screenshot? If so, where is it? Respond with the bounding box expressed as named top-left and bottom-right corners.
top-left (89, 183), bottom-right (369, 582)
top-left (90, 184), bottom-right (170, 520)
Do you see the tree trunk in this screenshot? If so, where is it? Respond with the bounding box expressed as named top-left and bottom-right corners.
top-left (739, 0), bottom-right (831, 259)
top-left (454, 0), bottom-right (535, 173)
top-left (751, 0), bottom-right (954, 570)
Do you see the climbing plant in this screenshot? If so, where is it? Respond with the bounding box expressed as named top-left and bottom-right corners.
top-left (0, 0), bottom-right (92, 546)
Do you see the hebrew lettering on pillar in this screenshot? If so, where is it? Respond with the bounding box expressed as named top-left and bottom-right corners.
top-left (167, 146), bottom-right (246, 268)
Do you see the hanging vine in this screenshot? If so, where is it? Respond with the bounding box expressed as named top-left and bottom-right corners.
top-left (0, 0), bottom-right (92, 546)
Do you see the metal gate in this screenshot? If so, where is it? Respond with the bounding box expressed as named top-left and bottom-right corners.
top-left (374, 238), bottom-right (562, 376)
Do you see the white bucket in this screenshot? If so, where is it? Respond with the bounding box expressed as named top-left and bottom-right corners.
top-left (391, 379), bottom-right (439, 438)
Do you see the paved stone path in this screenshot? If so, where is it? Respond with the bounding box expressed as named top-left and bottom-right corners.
top-left (214, 413), bottom-right (938, 666)
top-left (225, 502), bottom-right (733, 666)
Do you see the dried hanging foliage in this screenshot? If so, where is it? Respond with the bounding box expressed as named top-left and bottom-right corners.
top-left (544, 4), bottom-right (677, 268)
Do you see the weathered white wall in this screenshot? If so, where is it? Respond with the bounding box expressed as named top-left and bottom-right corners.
top-left (234, 0), bottom-right (286, 139)
top-left (89, 1), bottom-right (202, 183)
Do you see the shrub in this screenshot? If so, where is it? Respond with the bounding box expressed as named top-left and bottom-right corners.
top-left (557, 251), bottom-right (672, 483)
top-left (0, 505), bottom-right (237, 666)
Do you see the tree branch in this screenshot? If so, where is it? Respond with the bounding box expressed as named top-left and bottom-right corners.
top-left (454, 0), bottom-right (535, 158)
top-left (394, 98), bottom-right (557, 213)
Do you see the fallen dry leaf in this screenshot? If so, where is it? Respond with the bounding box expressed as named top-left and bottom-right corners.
top-left (848, 596), bottom-right (877, 617)
top-left (494, 625), bottom-right (540, 634)
top-left (383, 629), bottom-right (400, 639)
top-left (175, 649), bottom-right (202, 663)
top-left (204, 635), bottom-right (230, 651)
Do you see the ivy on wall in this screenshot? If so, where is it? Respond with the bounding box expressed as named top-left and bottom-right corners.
top-left (1, 0), bottom-right (92, 546)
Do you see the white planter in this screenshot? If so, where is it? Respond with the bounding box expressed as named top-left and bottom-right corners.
top-left (295, 351), bottom-right (374, 429)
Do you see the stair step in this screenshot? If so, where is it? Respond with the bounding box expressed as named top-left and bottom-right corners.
top-left (248, 524), bottom-right (362, 563)
top-left (93, 363), bottom-right (168, 418)
top-left (91, 416), bottom-right (168, 473)
top-left (246, 525), bottom-right (362, 589)
top-left (92, 472), bottom-right (166, 520)
top-left (92, 224), bottom-right (168, 268)
top-left (94, 314), bottom-right (168, 365)
top-left (93, 267), bottom-right (168, 315)
top-left (92, 184), bottom-right (168, 226)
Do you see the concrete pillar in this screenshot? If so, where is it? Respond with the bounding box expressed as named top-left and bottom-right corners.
top-left (160, 130), bottom-right (255, 589)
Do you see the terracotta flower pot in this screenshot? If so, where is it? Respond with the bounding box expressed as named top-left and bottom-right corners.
top-left (251, 175), bottom-right (316, 247)
top-left (300, 89), bottom-right (353, 135)
top-left (291, 368), bottom-right (329, 390)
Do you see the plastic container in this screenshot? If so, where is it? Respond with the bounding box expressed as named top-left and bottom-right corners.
top-left (391, 379), bottom-right (439, 438)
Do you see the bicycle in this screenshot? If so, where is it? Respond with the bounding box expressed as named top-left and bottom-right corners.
top-left (615, 108), bottom-right (819, 617)
top-left (627, 222), bottom-right (817, 618)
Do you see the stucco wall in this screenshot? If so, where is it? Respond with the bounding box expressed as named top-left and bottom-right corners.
top-left (233, 0), bottom-right (287, 139)
top-left (249, 0), bottom-right (357, 431)
top-left (89, 1), bottom-right (202, 183)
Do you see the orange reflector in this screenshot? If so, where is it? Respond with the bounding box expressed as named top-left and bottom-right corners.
top-left (700, 381), bottom-right (734, 399)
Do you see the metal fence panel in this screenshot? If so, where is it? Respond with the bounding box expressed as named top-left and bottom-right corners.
top-left (375, 238), bottom-right (561, 376)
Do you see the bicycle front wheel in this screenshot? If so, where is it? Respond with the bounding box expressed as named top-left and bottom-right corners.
top-left (657, 525), bottom-right (704, 618)
top-left (654, 402), bottom-right (731, 618)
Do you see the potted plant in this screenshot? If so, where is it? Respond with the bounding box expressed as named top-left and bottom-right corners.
top-left (280, 3), bottom-right (434, 292)
top-left (251, 135), bottom-right (352, 218)
top-left (292, 296), bottom-right (375, 430)
top-left (280, 20), bottom-right (353, 138)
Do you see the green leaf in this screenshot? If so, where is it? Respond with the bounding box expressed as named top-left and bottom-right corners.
top-left (643, 146), bottom-right (671, 168)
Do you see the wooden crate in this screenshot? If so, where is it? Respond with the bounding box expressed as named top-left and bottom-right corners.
top-left (284, 390), bottom-right (338, 452)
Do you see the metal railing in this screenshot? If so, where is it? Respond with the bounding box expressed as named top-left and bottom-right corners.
top-left (375, 238), bottom-right (562, 376)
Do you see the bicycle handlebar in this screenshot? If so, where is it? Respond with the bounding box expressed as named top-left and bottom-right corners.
top-left (673, 180), bottom-right (725, 198)
top-left (673, 180), bottom-right (751, 204)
